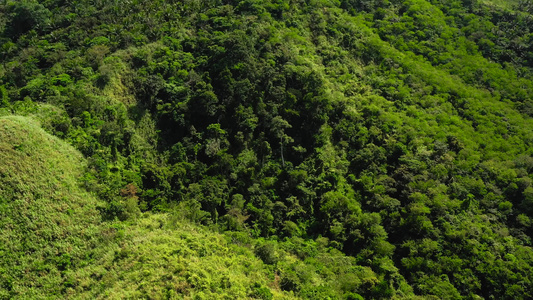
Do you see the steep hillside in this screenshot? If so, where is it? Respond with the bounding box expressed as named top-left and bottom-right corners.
top-left (70, 213), bottom-right (384, 299)
top-left (2, 0), bottom-right (533, 298)
top-left (0, 116), bottom-right (377, 299)
top-left (0, 115), bottom-right (103, 298)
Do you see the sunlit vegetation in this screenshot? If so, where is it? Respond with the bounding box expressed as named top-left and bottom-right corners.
top-left (1, 0), bottom-right (533, 298)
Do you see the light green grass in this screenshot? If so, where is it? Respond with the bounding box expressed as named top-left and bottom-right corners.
top-left (71, 213), bottom-right (298, 300)
top-left (0, 115), bottom-right (104, 299)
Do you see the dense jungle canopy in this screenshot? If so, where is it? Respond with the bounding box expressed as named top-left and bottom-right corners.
top-left (1, 0), bottom-right (533, 298)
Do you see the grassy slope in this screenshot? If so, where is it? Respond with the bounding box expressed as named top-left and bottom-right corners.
top-left (72, 213), bottom-right (297, 299)
top-left (0, 115), bottom-right (103, 298)
top-left (69, 211), bottom-right (389, 299)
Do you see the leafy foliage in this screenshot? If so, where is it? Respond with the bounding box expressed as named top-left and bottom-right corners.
top-left (1, 0), bottom-right (533, 298)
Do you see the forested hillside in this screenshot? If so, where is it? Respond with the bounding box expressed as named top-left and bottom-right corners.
top-left (1, 0), bottom-right (533, 298)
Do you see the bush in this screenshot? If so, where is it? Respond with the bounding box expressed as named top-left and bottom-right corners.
top-left (254, 242), bottom-right (279, 265)
top-left (4, 0), bottom-right (51, 39)
top-left (249, 283), bottom-right (273, 300)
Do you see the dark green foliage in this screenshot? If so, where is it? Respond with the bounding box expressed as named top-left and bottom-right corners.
top-left (3, 0), bottom-right (51, 39)
top-left (2, 0), bottom-right (533, 298)
top-left (255, 241), bottom-right (279, 265)
top-left (250, 283), bottom-right (274, 300)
